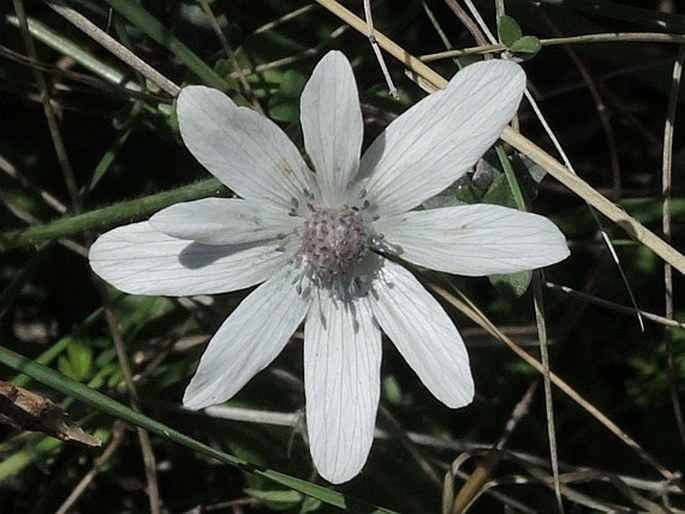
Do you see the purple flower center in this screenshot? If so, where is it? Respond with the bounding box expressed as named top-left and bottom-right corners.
top-left (302, 208), bottom-right (370, 278)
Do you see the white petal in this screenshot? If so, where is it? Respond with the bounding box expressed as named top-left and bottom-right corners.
top-left (178, 86), bottom-right (318, 210)
top-left (89, 222), bottom-right (283, 295)
top-left (301, 51), bottom-right (363, 206)
top-left (358, 60), bottom-right (526, 216)
top-left (369, 259), bottom-right (473, 408)
top-left (149, 198), bottom-right (297, 245)
top-left (183, 271), bottom-right (310, 409)
top-left (304, 294), bottom-right (381, 484)
top-left (374, 204), bottom-right (570, 276)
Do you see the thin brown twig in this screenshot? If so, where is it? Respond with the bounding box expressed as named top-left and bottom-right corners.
top-left (229, 24), bottom-right (349, 80)
top-left (363, 0), bottom-right (398, 98)
top-left (420, 32), bottom-right (685, 61)
top-left (378, 405), bottom-right (442, 487)
top-left (442, 0), bottom-right (488, 46)
top-left (0, 154), bottom-right (67, 215)
top-left (7, 1), bottom-right (86, 261)
top-left (197, 0), bottom-right (264, 114)
top-left (0, 152), bottom-right (90, 256)
top-left (662, 44), bottom-right (685, 452)
top-left (545, 281), bottom-right (685, 329)
top-left (541, 14), bottom-right (622, 198)
top-left (448, 382), bottom-right (538, 513)
top-left (448, 457), bottom-right (537, 513)
top-left (253, 4), bottom-right (319, 34)
top-left (0, 190), bottom-right (87, 257)
top-left (55, 421), bottom-right (127, 514)
top-left (532, 273), bottom-right (564, 514)
top-left (95, 283), bottom-right (162, 514)
top-left (13, 0), bottom-right (83, 215)
top-left (43, 0), bottom-right (180, 96)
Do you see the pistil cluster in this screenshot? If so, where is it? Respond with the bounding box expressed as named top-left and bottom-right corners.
top-left (302, 208), bottom-right (369, 276)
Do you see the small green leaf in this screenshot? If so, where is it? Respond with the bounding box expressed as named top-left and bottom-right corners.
top-left (489, 270), bottom-right (533, 297)
top-left (498, 15), bottom-right (523, 47)
top-left (0, 436), bottom-right (62, 482)
top-left (509, 35), bottom-right (542, 55)
top-left (482, 174), bottom-right (517, 208)
top-left (90, 362), bottom-right (120, 390)
top-left (268, 70), bottom-right (307, 122)
top-left (212, 59), bottom-right (240, 91)
top-left (57, 356), bottom-right (76, 381)
top-left (58, 342), bottom-right (93, 381)
top-left (382, 374), bottom-right (404, 405)
top-left (453, 183), bottom-right (481, 204)
top-left (245, 488), bottom-right (303, 510)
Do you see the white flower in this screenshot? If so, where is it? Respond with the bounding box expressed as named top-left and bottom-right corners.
top-left (89, 51), bottom-right (569, 484)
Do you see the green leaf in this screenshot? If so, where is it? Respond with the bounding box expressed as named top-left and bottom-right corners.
top-left (0, 436), bottom-right (62, 482)
top-left (498, 15), bottom-right (523, 47)
top-left (245, 488), bottom-right (303, 510)
top-left (300, 496), bottom-right (323, 513)
top-left (482, 150), bottom-right (544, 210)
top-left (489, 270), bottom-right (533, 297)
top-left (90, 362), bottom-right (120, 390)
top-left (382, 374), bottom-right (404, 405)
top-left (268, 70), bottom-right (308, 123)
top-left (509, 35), bottom-right (542, 55)
top-left (5, 15), bottom-right (130, 86)
top-left (482, 174), bottom-right (517, 208)
top-left (453, 183), bottom-right (481, 204)
top-left (58, 342), bottom-right (93, 381)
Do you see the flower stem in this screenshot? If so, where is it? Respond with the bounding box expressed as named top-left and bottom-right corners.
top-left (0, 178), bottom-right (226, 252)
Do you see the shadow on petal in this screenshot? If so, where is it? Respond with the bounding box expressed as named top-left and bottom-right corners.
top-left (178, 241), bottom-right (268, 269)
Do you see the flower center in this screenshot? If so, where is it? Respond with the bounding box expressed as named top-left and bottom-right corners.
top-left (302, 208), bottom-right (370, 278)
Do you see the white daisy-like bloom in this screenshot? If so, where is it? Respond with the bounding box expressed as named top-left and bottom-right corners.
top-left (89, 51), bottom-right (569, 484)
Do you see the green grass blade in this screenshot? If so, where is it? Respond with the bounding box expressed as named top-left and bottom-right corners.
top-left (5, 14), bottom-right (129, 86)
